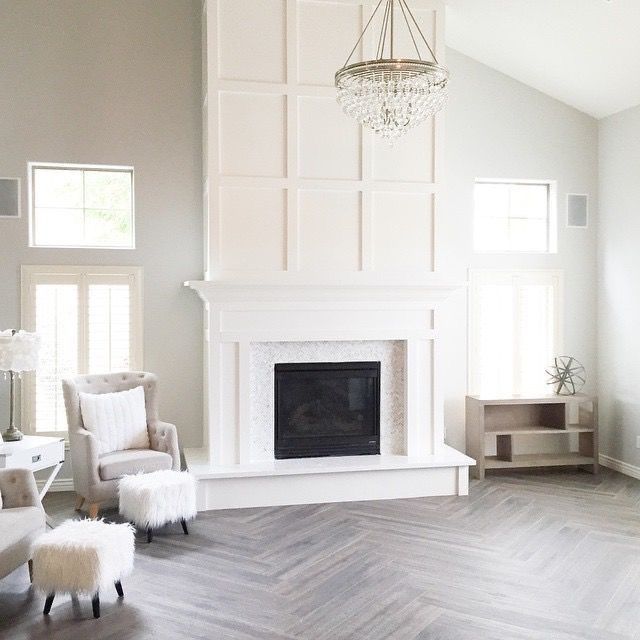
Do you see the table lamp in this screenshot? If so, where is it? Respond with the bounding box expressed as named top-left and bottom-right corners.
top-left (0, 329), bottom-right (40, 442)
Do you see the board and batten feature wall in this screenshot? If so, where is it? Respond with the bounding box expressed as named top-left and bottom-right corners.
top-left (202, 0), bottom-right (445, 282)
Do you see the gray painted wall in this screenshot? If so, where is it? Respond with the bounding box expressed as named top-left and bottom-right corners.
top-left (0, 0), bottom-right (204, 473)
top-left (441, 49), bottom-right (599, 454)
top-left (0, 8), bottom-right (606, 478)
top-left (598, 104), bottom-right (640, 467)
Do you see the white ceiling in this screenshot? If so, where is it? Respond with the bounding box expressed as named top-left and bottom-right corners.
top-left (446, 0), bottom-right (640, 119)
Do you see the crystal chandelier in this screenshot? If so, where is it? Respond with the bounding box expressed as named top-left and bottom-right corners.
top-left (335, 0), bottom-right (449, 142)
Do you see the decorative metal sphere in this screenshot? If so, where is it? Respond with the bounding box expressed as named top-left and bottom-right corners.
top-left (545, 356), bottom-right (586, 396)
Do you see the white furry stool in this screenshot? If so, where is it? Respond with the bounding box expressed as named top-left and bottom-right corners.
top-left (31, 518), bottom-right (135, 619)
top-left (119, 470), bottom-right (196, 543)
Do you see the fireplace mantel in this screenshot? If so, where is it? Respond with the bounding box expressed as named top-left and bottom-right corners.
top-left (184, 277), bottom-right (474, 510)
top-left (185, 279), bottom-right (466, 306)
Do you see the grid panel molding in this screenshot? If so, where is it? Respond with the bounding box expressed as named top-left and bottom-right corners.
top-left (203, 0), bottom-right (445, 280)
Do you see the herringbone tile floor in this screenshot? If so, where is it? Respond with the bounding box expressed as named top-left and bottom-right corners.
top-left (2, 468), bottom-right (640, 639)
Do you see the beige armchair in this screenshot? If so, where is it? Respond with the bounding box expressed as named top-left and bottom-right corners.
top-left (62, 371), bottom-right (180, 518)
top-left (0, 468), bottom-right (46, 580)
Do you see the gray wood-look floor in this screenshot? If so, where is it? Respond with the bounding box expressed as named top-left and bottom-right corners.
top-left (2, 468), bottom-right (640, 639)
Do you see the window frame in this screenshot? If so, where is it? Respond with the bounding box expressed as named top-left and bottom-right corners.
top-left (473, 179), bottom-right (558, 254)
top-left (20, 265), bottom-right (144, 438)
top-left (468, 268), bottom-right (564, 397)
top-left (28, 162), bottom-right (136, 250)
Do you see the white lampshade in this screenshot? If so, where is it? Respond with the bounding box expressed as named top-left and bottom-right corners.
top-left (0, 330), bottom-right (40, 372)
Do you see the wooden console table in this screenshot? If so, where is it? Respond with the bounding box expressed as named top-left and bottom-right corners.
top-left (466, 394), bottom-right (598, 479)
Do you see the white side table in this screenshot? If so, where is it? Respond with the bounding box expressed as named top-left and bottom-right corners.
top-left (0, 436), bottom-right (66, 519)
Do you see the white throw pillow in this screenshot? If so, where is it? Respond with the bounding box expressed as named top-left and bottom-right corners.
top-left (80, 386), bottom-right (149, 455)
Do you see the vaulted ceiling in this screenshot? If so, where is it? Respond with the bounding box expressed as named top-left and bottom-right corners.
top-left (446, 0), bottom-right (640, 119)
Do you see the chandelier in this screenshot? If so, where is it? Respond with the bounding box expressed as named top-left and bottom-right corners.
top-left (335, 0), bottom-right (449, 142)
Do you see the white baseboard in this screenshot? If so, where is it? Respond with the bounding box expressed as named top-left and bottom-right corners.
top-left (599, 454), bottom-right (640, 481)
top-left (36, 478), bottom-right (75, 493)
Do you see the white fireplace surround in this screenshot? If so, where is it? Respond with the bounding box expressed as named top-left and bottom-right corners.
top-left (184, 281), bottom-right (474, 511)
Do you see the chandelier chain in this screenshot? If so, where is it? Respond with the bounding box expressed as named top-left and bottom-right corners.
top-left (342, 0), bottom-right (385, 69)
top-left (398, 0), bottom-right (439, 64)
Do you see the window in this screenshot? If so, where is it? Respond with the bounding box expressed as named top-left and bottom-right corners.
top-left (29, 163), bottom-right (134, 248)
top-left (474, 180), bottom-right (556, 253)
top-left (21, 266), bottom-right (143, 435)
top-left (469, 270), bottom-right (562, 397)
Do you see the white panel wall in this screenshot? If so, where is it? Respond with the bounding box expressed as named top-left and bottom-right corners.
top-left (203, 0), bottom-right (445, 281)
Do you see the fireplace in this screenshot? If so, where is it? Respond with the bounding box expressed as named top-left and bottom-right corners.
top-left (274, 361), bottom-right (381, 459)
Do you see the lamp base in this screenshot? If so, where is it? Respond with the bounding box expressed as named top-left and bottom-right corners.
top-left (2, 426), bottom-right (24, 442)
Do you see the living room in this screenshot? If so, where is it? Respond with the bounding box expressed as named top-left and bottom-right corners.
top-left (0, 1), bottom-right (639, 638)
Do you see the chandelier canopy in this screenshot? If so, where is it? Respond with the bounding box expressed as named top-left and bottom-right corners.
top-left (335, 0), bottom-right (449, 142)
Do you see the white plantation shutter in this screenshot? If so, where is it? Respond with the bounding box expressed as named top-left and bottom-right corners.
top-left (88, 282), bottom-right (131, 373)
top-left (469, 270), bottom-right (562, 397)
top-left (21, 266), bottom-right (142, 435)
top-left (35, 283), bottom-right (79, 432)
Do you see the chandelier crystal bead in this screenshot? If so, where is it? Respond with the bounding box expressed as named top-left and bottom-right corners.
top-left (335, 0), bottom-right (449, 142)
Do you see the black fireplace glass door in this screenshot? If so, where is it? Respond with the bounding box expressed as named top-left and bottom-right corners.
top-left (274, 362), bottom-right (380, 459)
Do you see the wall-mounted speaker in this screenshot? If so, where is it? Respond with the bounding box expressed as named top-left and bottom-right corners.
top-left (0, 178), bottom-right (20, 218)
top-left (567, 193), bottom-right (588, 228)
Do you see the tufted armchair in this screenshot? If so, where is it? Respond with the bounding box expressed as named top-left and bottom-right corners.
top-left (0, 468), bottom-right (46, 580)
top-left (62, 372), bottom-right (180, 519)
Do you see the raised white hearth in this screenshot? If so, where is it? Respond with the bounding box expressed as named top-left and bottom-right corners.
top-left (184, 281), bottom-right (474, 511)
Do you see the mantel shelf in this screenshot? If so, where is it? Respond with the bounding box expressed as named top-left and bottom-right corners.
top-left (185, 279), bottom-right (467, 305)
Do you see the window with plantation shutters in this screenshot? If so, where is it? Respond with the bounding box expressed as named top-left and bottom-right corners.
top-left (21, 266), bottom-right (142, 435)
top-left (469, 270), bottom-right (563, 397)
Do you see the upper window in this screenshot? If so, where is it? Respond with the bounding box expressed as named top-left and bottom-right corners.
top-left (474, 180), bottom-right (556, 253)
top-left (29, 163), bottom-right (134, 249)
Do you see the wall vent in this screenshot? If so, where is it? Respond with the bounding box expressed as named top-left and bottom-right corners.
top-left (0, 178), bottom-right (20, 218)
top-left (567, 194), bottom-right (588, 228)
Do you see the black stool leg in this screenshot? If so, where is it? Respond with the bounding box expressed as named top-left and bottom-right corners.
top-left (43, 593), bottom-right (55, 615)
top-left (147, 528), bottom-right (153, 543)
top-left (92, 593), bottom-right (100, 619)
top-left (181, 519), bottom-right (189, 535)
top-left (115, 580), bottom-right (124, 598)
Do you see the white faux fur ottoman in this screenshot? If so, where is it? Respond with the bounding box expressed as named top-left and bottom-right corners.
top-left (32, 518), bottom-right (135, 619)
top-left (119, 470), bottom-right (197, 543)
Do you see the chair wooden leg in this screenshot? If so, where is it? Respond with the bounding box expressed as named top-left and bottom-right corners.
top-left (75, 494), bottom-right (85, 511)
top-left (88, 503), bottom-right (100, 519)
top-left (28, 559), bottom-right (33, 583)
top-left (43, 593), bottom-right (55, 615)
top-left (147, 528), bottom-right (153, 543)
top-left (114, 580), bottom-right (124, 598)
top-left (181, 519), bottom-right (189, 535)
top-left (92, 592), bottom-right (100, 619)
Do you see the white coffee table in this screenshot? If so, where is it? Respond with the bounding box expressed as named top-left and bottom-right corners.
top-left (0, 435), bottom-right (65, 524)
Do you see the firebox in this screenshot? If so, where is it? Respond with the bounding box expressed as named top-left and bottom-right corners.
top-left (274, 361), bottom-right (381, 459)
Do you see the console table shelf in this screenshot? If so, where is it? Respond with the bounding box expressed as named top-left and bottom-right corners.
top-left (466, 394), bottom-right (598, 479)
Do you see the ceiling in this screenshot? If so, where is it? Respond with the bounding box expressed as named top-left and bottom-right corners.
top-left (445, 0), bottom-right (640, 119)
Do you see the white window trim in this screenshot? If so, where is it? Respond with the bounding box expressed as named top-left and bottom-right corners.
top-left (20, 264), bottom-right (144, 438)
top-left (474, 178), bottom-right (558, 255)
top-left (28, 161), bottom-right (136, 250)
top-left (467, 268), bottom-right (564, 396)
